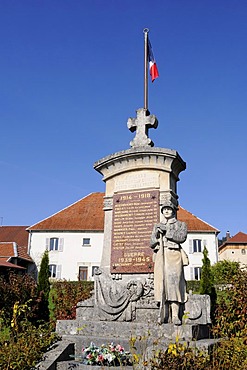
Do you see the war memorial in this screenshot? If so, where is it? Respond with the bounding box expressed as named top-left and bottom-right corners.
top-left (44, 30), bottom-right (214, 369)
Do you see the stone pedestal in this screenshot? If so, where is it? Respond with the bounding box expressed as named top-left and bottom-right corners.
top-left (94, 146), bottom-right (186, 277)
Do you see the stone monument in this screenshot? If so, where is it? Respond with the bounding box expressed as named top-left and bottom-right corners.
top-left (56, 107), bottom-right (212, 352)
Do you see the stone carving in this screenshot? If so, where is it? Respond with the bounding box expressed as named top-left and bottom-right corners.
top-left (127, 108), bottom-right (158, 148)
top-left (150, 199), bottom-right (189, 325)
top-left (94, 268), bottom-right (145, 321)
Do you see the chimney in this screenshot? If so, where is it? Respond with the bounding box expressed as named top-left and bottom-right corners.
top-left (226, 231), bottom-right (231, 240)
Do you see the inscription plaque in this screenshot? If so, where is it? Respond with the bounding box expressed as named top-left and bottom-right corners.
top-left (111, 190), bottom-right (159, 273)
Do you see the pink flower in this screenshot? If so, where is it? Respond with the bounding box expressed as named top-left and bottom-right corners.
top-left (116, 344), bottom-right (124, 352)
top-left (97, 354), bottom-right (104, 362)
top-left (86, 354), bottom-right (93, 359)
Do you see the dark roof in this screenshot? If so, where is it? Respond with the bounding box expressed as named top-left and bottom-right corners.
top-left (0, 258), bottom-right (25, 269)
top-left (28, 192), bottom-right (218, 233)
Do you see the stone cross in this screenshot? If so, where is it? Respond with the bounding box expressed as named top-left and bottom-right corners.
top-left (127, 108), bottom-right (158, 148)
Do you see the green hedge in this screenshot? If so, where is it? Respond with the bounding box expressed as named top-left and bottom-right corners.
top-left (50, 280), bottom-right (94, 320)
top-left (186, 280), bottom-right (201, 294)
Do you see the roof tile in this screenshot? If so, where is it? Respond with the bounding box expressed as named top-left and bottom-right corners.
top-left (28, 192), bottom-right (218, 233)
top-left (0, 226), bottom-right (29, 247)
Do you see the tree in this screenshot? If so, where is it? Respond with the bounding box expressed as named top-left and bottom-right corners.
top-left (200, 246), bottom-right (217, 318)
top-left (200, 246), bottom-right (213, 295)
top-left (211, 260), bottom-right (240, 286)
top-left (37, 250), bottom-right (50, 321)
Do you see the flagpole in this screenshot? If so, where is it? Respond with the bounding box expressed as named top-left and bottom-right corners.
top-left (143, 28), bottom-right (149, 110)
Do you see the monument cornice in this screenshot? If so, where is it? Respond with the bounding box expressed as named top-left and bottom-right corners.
top-left (94, 147), bottom-right (186, 181)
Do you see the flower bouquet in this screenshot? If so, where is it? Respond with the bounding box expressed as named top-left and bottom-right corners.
top-left (76, 342), bottom-right (132, 366)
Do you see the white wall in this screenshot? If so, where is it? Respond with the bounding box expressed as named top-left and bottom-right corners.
top-left (29, 231), bottom-right (103, 281)
top-left (29, 230), bottom-right (218, 282)
top-left (182, 232), bottom-right (218, 280)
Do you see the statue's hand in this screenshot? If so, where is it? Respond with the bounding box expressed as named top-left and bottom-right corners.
top-left (155, 223), bottom-right (166, 236)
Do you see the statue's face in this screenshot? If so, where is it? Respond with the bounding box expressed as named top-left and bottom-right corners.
top-left (162, 207), bottom-right (174, 219)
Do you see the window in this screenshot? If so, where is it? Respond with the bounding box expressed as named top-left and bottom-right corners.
top-left (49, 238), bottom-right (59, 251)
top-left (46, 238), bottom-right (64, 251)
top-left (48, 264), bottom-right (61, 279)
top-left (193, 239), bottom-right (202, 253)
top-left (82, 238), bottom-right (91, 246)
top-left (79, 266), bottom-right (88, 281)
top-left (241, 249), bottom-right (246, 255)
top-left (194, 267), bottom-right (201, 280)
top-left (92, 266), bottom-right (99, 276)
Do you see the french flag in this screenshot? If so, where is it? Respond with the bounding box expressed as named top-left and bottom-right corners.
top-left (148, 38), bottom-right (159, 82)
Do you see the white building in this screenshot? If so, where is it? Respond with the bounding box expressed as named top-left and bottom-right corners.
top-left (28, 192), bottom-right (219, 281)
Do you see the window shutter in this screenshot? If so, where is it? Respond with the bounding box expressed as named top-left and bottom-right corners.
top-left (45, 238), bottom-right (49, 250)
top-left (56, 265), bottom-right (62, 279)
top-left (190, 267), bottom-right (194, 280)
top-left (189, 239), bottom-right (193, 254)
top-left (58, 238), bottom-right (64, 252)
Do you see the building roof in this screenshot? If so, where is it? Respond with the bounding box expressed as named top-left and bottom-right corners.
top-left (28, 192), bottom-right (219, 233)
top-left (219, 231), bottom-right (247, 251)
top-left (0, 242), bottom-right (33, 262)
top-left (177, 207), bottom-right (219, 233)
top-left (0, 226), bottom-right (29, 247)
top-left (0, 257), bottom-right (25, 269)
top-left (28, 193), bottom-right (104, 231)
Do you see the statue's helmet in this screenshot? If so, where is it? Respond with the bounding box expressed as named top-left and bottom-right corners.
top-left (161, 200), bottom-right (177, 213)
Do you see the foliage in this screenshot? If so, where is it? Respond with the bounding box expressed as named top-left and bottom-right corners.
top-left (210, 337), bottom-right (247, 369)
top-left (200, 247), bottom-right (217, 319)
top-left (73, 342), bottom-right (132, 366)
top-left (37, 250), bottom-right (50, 321)
top-left (37, 250), bottom-right (50, 301)
top-left (211, 259), bottom-right (240, 286)
top-left (149, 337), bottom-right (210, 369)
top-left (213, 268), bottom-right (247, 339)
top-left (200, 247), bottom-right (213, 295)
top-left (186, 280), bottom-right (200, 294)
top-left (50, 280), bottom-right (93, 320)
top-left (0, 272), bottom-right (41, 325)
top-left (0, 299), bottom-right (59, 370)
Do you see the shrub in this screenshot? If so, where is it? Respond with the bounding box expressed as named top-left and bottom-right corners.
top-left (186, 280), bottom-right (200, 294)
top-left (213, 268), bottom-right (247, 339)
top-left (211, 260), bottom-right (240, 286)
top-left (0, 272), bottom-right (41, 325)
top-left (149, 339), bottom-right (210, 369)
top-left (50, 280), bottom-right (94, 320)
top-left (0, 298), bottom-right (59, 370)
top-left (0, 320), bottom-right (58, 369)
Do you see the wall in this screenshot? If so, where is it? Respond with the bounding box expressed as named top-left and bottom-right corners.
top-left (219, 244), bottom-right (247, 267)
top-left (29, 229), bottom-right (218, 282)
top-left (29, 231), bottom-right (103, 281)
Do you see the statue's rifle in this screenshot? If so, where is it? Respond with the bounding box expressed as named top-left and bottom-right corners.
top-left (158, 228), bottom-right (166, 324)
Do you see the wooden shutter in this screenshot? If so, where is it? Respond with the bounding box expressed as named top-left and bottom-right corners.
top-left (58, 238), bottom-right (64, 252)
top-left (190, 267), bottom-right (194, 280)
top-left (45, 238), bottom-right (49, 250)
top-left (56, 265), bottom-right (62, 279)
top-left (189, 239), bottom-right (193, 254)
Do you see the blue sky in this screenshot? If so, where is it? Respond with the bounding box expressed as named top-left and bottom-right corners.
top-left (1, 0), bottom-right (247, 238)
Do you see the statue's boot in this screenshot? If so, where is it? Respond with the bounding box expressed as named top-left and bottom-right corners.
top-left (171, 302), bottom-right (181, 326)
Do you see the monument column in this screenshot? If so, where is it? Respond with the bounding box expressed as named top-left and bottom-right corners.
top-left (94, 108), bottom-right (186, 280)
